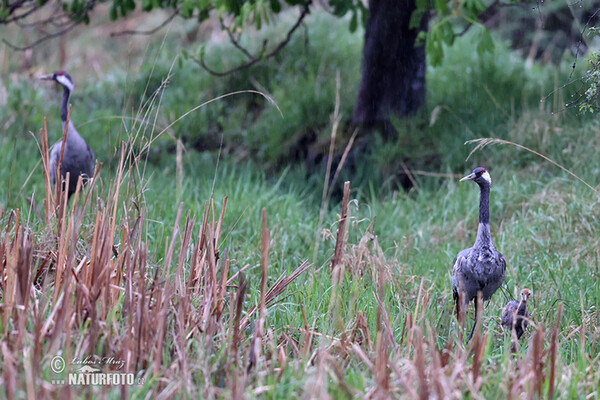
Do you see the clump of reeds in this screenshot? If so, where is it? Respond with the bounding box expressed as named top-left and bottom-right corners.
top-left (0, 118), bottom-right (310, 399)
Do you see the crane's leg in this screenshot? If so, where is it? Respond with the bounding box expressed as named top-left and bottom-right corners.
top-left (467, 299), bottom-right (478, 342)
top-left (453, 289), bottom-right (459, 319)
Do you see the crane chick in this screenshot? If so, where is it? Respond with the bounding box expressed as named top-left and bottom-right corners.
top-left (501, 288), bottom-right (532, 340)
top-left (40, 71), bottom-right (95, 199)
top-left (452, 167), bottom-right (506, 341)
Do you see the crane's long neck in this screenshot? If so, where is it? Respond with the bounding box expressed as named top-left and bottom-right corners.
top-left (60, 86), bottom-right (71, 123)
top-left (474, 183), bottom-right (492, 247)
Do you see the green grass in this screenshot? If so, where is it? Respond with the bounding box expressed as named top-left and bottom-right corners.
top-left (1, 8), bottom-right (600, 398)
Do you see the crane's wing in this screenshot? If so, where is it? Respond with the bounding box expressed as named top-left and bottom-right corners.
top-left (451, 247), bottom-right (473, 314)
top-left (451, 248), bottom-right (472, 274)
top-left (500, 300), bottom-right (518, 328)
top-left (498, 251), bottom-right (507, 272)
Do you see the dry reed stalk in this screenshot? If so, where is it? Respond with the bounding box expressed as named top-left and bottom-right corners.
top-left (231, 275), bottom-right (248, 400)
top-left (15, 227), bottom-right (33, 352)
top-left (206, 211), bottom-right (218, 309)
top-left (176, 138), bottom-right (183, 199)
top-left (313, 72), bottom-right (342, 265)
top-left (548, 303), bottom-right (562, 399)
top-left (215, 251), bottom-right (230, 321)
top-left (427, 324), bottom-right (446, 400)
top-left (215, 196), bottom-right (227, 249)
top-left (189, 201), bottom-right (210, 297)
top-left (109, 142), bottom-right (128, 259)
top-left (350, 310), bottom-right (372, 351)
top-left (2, 210), bottom-right (19, 337)
top-left (249, 208), bottom-right (270, 372)
top-left (535, 326), bottom-right (546, 396)
top-left (1, 341), bottom-right (16, 400)
top-left (373, 248), bottom-right (391, 398)
top-left (456, 288), bottom-right (466, 344)
top-left (438, 333), bottom-right (453, 369)
top-left (239, 260), bottom-right (310, 331)
top-left (153, 203), bottom-right (184, 378)
top-left (55, 105), bottom-right (71, 188)
top-left (579, 291), bottom-right (585, 357)
top-left (299, 304), bottom-right (313, 359)
top-left (414, 327), bottom-right (428, 400)
top-left (121, 213), bottom-right (143, 374)
top-left (134, 244), bottom-right (148, 371)
top-left (528, 327), bottom-right (545, 400)
top-left (331, 181), bottom-right (350, 274)
top-left (412, 278), bottom-right (424, 333)
top-left (39, 120), bottom-right (53, 222)
top-left (374, 330), bottom-right (390, 399)
top-left (0, 211), bottom-right (13, 293)
top-left (399, 311), bottom-right (412, 349)
top-left (176, 211), bottom-right (195, 305)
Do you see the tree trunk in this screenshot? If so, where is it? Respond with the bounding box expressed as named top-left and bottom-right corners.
top-left (352, 0), bottom-right (426, 134)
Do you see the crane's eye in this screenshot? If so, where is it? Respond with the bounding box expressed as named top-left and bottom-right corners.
top-left (474, 167), bottom-right (486, 175)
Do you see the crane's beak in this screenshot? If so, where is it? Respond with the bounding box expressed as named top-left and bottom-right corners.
top-left (459, 173), bottom-right (476, 182)
top-left (39, 74), bottom-right (54, 81)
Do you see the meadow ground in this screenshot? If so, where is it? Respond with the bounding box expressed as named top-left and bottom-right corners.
top-left (1, 8), bottom-right (600, 399)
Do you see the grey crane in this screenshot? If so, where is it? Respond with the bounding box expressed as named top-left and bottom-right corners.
top-left (40, 71), bottom-right (94, 199)
top-left (501, 288), bottom-right (531, 340)
top-left (452, 167), bottom-right (506, 341)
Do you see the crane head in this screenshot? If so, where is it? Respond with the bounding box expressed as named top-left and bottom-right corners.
top-left (520, 288), bottom-right (532, 302)
top-left (39, 70), bottom-right (74, 92)
top-left (459, 167), bottom-right (491, 185)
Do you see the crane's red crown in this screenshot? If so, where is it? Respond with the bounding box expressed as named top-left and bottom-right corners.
top-left (473, 167), bottom-right (487, 175)
top-left (57, 70), bottom-right (65, 76)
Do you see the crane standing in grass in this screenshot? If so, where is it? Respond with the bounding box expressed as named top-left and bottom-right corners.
top-left (452, 167), bottom-right (506, 341)
top-left (501, 288), bottom-right (532, 340)
top-left (40, 71), bottom-right (94, 199)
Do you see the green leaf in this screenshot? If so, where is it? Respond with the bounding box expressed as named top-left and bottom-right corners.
top-left (329, 0), bottom-right (350, 16)
top-left (426, 27), bottom-right (444, 67)
top-left (198, 8), bottom-right (209, 22)
top-left (476, 27), bottom-right (494, 57)
top-left (440, 20), bottom-right (454, 46)
top-left (349, 10), bottom-right (357, 33)
top-left (269, 0), bottom-right (281, 13)
top-left (109, 3), bottom-right (118, 20)
top-left (358, 2), bottom-right (368, 27)
top-left (433, 0), bottom-right (448, 14)
top-left (182, 0), bottom-right (193, 18)
top-left (409, 8), bottom-right (425, 30)
top-left (463, 0), bottom-right (486, 18)
top-left (415, 0), bottom-right (427, 9)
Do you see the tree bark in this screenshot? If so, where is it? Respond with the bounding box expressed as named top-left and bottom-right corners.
top-left (352, 0), bottom-right (426, 134)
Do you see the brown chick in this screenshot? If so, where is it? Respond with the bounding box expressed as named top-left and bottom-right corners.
top-left (501, 288), bottom-right (532, 340)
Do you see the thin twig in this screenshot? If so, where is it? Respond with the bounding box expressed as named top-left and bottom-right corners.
top-left (110, 11), bottom-right (178, 37)
top-left (191, 3), bottom-right (310, 77)
top-left (3, 21), bottom-right (78, 50)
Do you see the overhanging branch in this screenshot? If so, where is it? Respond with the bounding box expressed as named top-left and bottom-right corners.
top-left (191, 3), bottom-right (311, 77)
top-left (2, 21), bottom-right (79, 50)
top-left (2, 0), bottom-right (95, 50)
